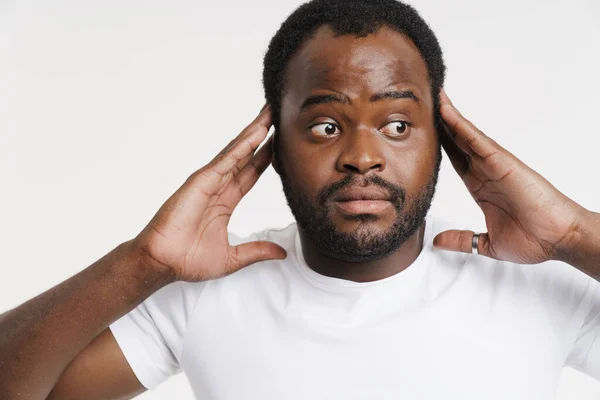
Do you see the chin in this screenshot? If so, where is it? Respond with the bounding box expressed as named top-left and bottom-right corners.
top-left (331, 212), bottom-right (394, 232)
top-left (333, 217), bottom-right (400, 244)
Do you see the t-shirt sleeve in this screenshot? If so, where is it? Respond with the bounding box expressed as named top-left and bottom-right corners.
top-left (565, 277), bottom-right (600, 378)
top-left (108, 232), bottom-right (246, 389)
top-left (521, 259), bottom-right (600, 379)
top-left (109, 276), bottom-right (206, 389)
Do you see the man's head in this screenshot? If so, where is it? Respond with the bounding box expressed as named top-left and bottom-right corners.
top-left (262, 0), bottom-right (446, 263)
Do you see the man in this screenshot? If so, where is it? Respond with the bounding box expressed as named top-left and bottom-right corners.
top-left (1, 0), bottom-right (599, 398)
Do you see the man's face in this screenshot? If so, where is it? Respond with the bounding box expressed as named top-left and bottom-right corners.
top-left (276, 25), bottom-right (441, 262)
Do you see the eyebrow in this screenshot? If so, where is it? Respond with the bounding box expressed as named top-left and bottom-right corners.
top-left (299, 90), bottom-right (420, 111)
top-left (369, 90), bottom-right (420, 103)
top-left (300, 93), bottom-right (350, 111)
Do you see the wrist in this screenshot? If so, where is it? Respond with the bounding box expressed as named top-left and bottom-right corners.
top-left (123, 239), bottom-right (178, 286)
top-left (554, 208), bottom-right (600, 277)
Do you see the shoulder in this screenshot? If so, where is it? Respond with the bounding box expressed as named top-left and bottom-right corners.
top-left (228, 222), bottom-right (298, 251)
top-left (427, 214), bottom-right (598, 315)
top-left (196, 223), bottom-right (299, 289)
top-left (151, 223), bottom-right (299, 314)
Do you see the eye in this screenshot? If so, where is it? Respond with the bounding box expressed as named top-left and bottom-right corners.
top-left (380, 121), bottom-right (411, 137)
top-left (310, 123), bottom-right (339, 136)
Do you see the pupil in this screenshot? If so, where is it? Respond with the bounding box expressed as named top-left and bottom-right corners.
top-left (325, 124), bottom-right (336, 135)
top-left (396, 122), bottom-right (406, 134)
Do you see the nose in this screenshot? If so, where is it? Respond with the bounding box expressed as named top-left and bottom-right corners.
top-left (335, 129), bottom-right (386, 174)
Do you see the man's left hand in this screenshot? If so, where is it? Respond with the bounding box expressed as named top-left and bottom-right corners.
top-left (433, 90), bottom-right (587, 265)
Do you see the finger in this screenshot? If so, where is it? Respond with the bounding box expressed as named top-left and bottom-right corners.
top-left (185, 107), bottom-right (272, 197)
top-left (439, 118), bottom-right (469, 178)
top-left (232, 141), bottom-right (262, 177)
top-left (235, 135), bottom-right (274, 195)
top-left (212, 105), bottom-right (272, 166)
top-left (232, 107), bottom-right (272, 174)
top-left (229, 240), bottom-right (287, 273)
top-left (234, 130), bottom-right (274, 177)
top-left (433, 229), bottom-right (491, 258)
top-left (439, 90), bottom-right (497, 159)
top-left (210, 109), bottom-right (272, 177)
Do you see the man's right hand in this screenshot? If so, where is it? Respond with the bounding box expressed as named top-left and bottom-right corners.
top-left (132, 105), bottom-right (287, 282)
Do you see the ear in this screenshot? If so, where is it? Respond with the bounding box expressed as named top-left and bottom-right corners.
top-left (271, 131), bottom-right (281, 176)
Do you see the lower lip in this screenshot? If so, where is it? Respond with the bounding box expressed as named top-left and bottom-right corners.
top-left (334, 200), bottom-right (391, 214)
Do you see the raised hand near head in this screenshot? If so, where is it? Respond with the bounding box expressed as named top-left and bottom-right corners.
top-left (433, 90), bottom-right (586, 265)
top-left (133, 105), bottom-right (287, 282)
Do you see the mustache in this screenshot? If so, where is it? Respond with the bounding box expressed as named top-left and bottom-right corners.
top-left (318, 174), bottom-right (406, 210)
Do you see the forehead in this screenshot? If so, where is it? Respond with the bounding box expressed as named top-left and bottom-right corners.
top-left (284, 25), bottom-right (431, 103)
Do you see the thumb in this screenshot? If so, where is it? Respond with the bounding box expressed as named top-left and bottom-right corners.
top-left (433, 229), bottom-right (490, 257)
top-left (230, 240), bottom-right (288, 272)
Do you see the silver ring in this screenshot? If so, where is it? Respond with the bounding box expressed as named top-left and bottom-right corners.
top-left (471, 233), bottom-right (480, 255)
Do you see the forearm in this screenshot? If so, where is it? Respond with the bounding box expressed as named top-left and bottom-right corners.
top-left (557, 209), bottom-right (600, 280)
top-left (0, 240), bottom-right (176, 398)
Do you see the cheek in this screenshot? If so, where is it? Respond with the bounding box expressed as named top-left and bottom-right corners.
top-left (279, 100), bottom-right (341, 196)
top-left (279, 132), bottom-right (336, 198)
top-left (384, 130), bottom-right (439, 194)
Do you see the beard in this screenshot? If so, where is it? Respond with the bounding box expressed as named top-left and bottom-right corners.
top-left (278, 151), bottom-right (441, 263)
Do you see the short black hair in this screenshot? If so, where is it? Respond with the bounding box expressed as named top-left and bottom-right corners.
top-left (262, 0), bottom-right (446, 134)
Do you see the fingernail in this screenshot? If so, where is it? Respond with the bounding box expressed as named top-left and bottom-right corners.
top-left (440, 89), bottom-right (451, 104)
top-left (260, 103), bottom-right (269, 112)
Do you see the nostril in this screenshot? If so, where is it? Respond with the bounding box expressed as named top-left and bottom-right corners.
top-left (343, 164), bottom-right (361, 173)
top-left (344, 163), bottom-right (383, 174)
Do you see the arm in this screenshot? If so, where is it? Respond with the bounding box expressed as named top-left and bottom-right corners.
top-left (0, 105), bottom-right (285, 399)
top-left (47, 328), bottom-right (146, 400)
top-left (0, 240), bottom-right (174, 398)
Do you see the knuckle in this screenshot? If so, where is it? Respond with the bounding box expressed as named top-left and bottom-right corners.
top-left (465, 134), bottom-right (480, 148)
top-left (226, 151), bottom-right (241, 165)
top-left (241, 136), bottom-right (257, 153)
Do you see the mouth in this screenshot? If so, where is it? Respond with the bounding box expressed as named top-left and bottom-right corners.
top-left (332, 187), bottom-right (392, 215)
top-left (334, 199), bottom-right (392, 214)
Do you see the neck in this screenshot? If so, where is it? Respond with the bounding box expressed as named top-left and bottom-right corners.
top-left (298, 223), bottom-right (427, 283)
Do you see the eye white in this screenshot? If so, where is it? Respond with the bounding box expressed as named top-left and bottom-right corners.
top-left (381, 121), bottom-right (409, 136)
top-left (310, 123), bottom-right (338, 136)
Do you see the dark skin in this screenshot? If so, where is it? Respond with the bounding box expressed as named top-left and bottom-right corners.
top-left (275, 25), bottom-right (439, 282)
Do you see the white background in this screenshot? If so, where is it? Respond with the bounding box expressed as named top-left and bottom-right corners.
top-left (1, 0), bottom-right (599, 398)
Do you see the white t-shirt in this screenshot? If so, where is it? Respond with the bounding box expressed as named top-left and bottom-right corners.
top-left (109, 215), bottom-right (600, 400)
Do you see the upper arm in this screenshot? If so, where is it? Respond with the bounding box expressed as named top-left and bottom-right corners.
top-left (46, 274), bottom-right (211, 399)
top-left (47, 328), bottom-right (146, 400)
